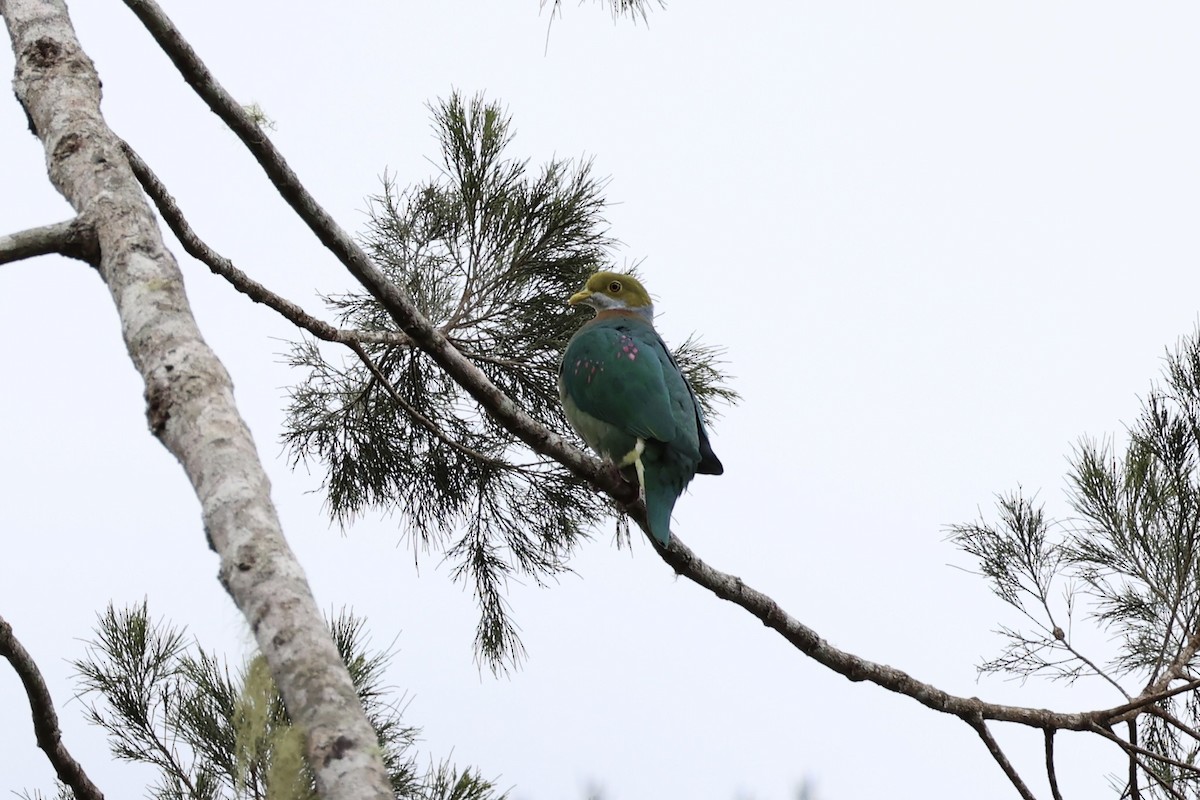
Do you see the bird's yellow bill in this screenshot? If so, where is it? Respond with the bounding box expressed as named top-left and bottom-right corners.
top-left (568, 289), bottom-right (592, 306)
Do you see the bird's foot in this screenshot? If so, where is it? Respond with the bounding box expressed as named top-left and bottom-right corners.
top-left (602, 461), bottom-right (642, 505)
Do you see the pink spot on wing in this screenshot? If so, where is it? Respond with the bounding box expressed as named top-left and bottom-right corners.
top-left (617, 335), bottom-right (640, 360)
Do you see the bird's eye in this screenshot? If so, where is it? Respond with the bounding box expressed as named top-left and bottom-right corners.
top-left (608, 280), bottom-right (622, 293)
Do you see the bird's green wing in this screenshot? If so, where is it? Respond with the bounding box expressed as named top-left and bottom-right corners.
top-left (561, 318), bottom-right (685, 447)
top-left (661, 346), bottom-right (724, 475)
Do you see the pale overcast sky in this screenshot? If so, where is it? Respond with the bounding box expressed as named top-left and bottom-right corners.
top-left (4, 3), bottom-right (1200, 799)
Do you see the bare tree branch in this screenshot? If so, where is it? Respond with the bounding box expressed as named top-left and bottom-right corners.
top-left (966, 713), bottom-right (1038, 800)
top-left (660, 533), bottom-right (1166, 731)
top-left (0, 3), bottom-right (392, 799)
top-left (1044, 730), bottom-right (1063, 800)
top-left (0, 217), bottom-right (97, 266)
top-left (0, 614), bottom-right (105, 800)
top-left (1128, 720), bottom-right (1142, 800)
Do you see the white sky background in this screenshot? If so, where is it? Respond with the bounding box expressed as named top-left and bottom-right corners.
top-left (3, 2), bottom-right (1200, 798)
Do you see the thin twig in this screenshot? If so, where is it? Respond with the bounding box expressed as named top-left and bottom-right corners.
top-left (1040, 600), bottom-right (1129, 699)
top-left (140, 717), bottom-right (198, 799)
top-left (348, 341), bottom-right (521, 471)
top-left (1044, 729), bottom-right (1063, 800)
top-left (454, 347), bottom-right (551, 371)
top-left (1149, 703), bottom-right (1200, 743)
top-left (0, 217), bottom-right (98, 266)
top-left (1131, 753), bottom-right (1187, 800)
top-left (1146, 582), bottom-right (1189, 693)
top-left (120, 140), bottom-right (409, 348)
top-left (0, 615), bottom-right (105, 800)
top-left (1090, 722), bottom-right (1200, 776)
top-left (966, 713), bottom-right (1038, 800)
top-left (1108, 679), bottom-right (1200, 724)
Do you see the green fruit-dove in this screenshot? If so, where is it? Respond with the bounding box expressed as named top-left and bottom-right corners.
top-left (559, 271), bottom-right (723, 545)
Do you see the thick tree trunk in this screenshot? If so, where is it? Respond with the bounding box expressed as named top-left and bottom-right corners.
top-left (0, 3), bottom-right (392, 799)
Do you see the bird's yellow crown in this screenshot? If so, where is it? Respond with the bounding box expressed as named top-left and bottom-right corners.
top-left (568, 271), bottom-right (653, 312)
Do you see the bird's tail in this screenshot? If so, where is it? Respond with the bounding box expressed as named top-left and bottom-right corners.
top-left (641, 448), bottom-right (692, 546)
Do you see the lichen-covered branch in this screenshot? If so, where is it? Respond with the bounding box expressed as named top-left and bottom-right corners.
top-left (0, 3), bottom-right (391, 799)
top-left (0, 217), bottom-right (97, 266)
top-left (0, 614), bottom-right (105, 800)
